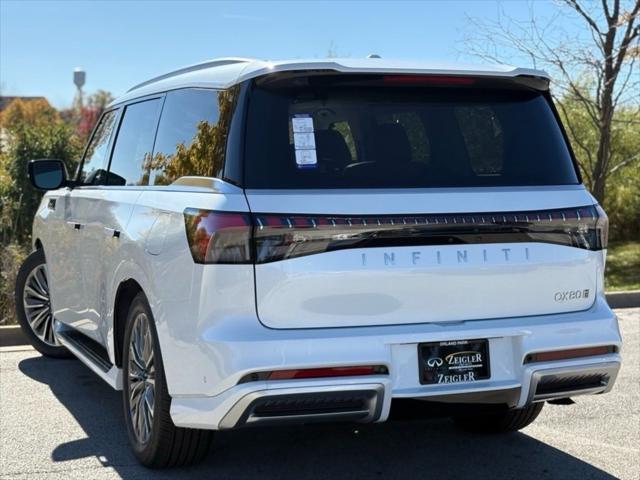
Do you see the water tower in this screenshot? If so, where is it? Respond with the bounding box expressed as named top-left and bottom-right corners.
top-left (73, 68), bottom-right (86, 108)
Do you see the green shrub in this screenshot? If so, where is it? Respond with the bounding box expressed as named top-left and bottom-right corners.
top-left (0, 242), bottom-right (28, 325)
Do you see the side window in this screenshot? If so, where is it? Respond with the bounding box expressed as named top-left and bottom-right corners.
top-left (108, 98), bottom-right (162, 186)
top-left (149, 88), bottom-right (234, 185)
top-left (455, 106), bottom-right (503, 176)
top-left (78, 110), bottom-right (118, 185)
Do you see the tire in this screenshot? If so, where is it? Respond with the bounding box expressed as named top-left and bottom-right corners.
top-left (454, 402), bottom-right (544, 433)
top-left (14, 249), bottom-right (71, 358)
top-left (122, 292), bottom-right (213, 468)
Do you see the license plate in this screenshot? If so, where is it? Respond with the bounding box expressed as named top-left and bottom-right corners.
top-left (418, 339), bottom-right (490, 385)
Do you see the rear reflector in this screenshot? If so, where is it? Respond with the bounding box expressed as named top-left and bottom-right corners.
top-left (238, 365), bottom-right (388, 384)
top-left (524, 346), bottom-right (615, 364)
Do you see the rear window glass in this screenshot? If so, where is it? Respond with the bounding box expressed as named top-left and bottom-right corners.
top-left (244, 83), bottom-right (578, 189)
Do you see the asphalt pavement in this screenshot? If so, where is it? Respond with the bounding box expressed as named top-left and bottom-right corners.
top-left (1, 308), bottom-right (638, 480)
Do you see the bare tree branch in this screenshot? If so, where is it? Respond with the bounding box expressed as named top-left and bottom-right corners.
top-left (564, 0), bottom-right (605, 40)
top-left (462, 0), bottom-right (640, 203)
top-left (607, 151), bottom-right (640, 176)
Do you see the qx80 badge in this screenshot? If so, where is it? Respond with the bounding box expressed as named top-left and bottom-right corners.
top-left (554, 289), bottom-right (590, 302)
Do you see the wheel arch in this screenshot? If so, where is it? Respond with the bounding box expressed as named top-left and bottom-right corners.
top-left (113, 279), bottom-right (144, 368)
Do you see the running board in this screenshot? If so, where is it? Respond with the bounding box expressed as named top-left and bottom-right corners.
top-left (56, 326), bottom-right (122, 390)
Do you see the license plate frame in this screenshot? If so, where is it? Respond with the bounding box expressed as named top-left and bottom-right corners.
top-left (418, 338), bottom-right (491, 385)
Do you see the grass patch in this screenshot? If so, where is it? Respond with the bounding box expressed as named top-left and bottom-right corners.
top-left (605, 241), bottom-right (640, 292)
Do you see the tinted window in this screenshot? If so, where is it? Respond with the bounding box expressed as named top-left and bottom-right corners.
top-left (108, 99), bottom-right (162, 186)
top-left (244, 82), bottom-right (579, 189)
top-left (78, 110), bottom-right (117, 185)
top-left (148, 88), bottom-right (235, 185)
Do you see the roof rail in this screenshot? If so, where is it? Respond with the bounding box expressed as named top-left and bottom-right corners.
top-left (127, 57), bottom-right (256, 92)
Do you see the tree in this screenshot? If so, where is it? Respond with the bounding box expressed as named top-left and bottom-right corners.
top-left (0, 99), bottom-right (81, 245)
top-left (61, 89), bottom-right (115, 141)
top-left (0, 97), bottom-right (59, 131)
top-left (558, 95), bottom-right (640, 239)
top-left (465, 0), bottom-right (640, 203)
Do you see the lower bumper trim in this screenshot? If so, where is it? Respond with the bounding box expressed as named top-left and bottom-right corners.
top-left (219, 385), bottom-right (384, 429)
top-left (528, 361), bottom-right (620, 403)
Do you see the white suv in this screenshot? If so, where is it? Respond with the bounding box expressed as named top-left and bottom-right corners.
top-left (17, 58), bottom-right (621, 468)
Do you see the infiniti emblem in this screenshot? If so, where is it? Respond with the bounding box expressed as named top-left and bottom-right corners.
top-left (427, 357), bottom-right (444, 367)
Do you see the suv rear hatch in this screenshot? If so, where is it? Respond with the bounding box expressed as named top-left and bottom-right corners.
top-left (241, 73), bottom-right (607, 329)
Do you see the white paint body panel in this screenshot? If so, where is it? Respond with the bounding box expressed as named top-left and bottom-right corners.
top-left (245, 186), bottom-right (600, 329)
top-left (254, 243), bottom-right (599, 328)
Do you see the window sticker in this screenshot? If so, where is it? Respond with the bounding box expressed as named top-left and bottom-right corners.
top-left (291, 114), bottom-right (318, 168)
top-left (291, 115), bottom-right (314, 133)
top-left (293, 132), bottom-right (316, 149)
top-left (295, 149), bottom-right (318, 168)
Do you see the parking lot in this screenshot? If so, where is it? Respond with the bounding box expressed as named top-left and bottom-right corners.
top-left (1, 308), bottom-right (638, 480)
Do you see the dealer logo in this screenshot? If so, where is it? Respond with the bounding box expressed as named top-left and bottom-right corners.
top-left (427, 357), bottom-right (444, 367)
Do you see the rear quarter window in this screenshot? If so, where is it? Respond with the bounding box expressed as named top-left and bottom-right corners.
top-left (148, 88), bottom-right (236, 185)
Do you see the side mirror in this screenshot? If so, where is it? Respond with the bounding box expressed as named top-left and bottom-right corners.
top-left (28, 159), bottom-right (68, 190)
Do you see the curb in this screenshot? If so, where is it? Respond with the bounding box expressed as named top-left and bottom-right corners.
top-left (0, 292), bottom-right (638, 348)
top-left (0, 325), bottom-right (27, 348)
top-left (606, 290), bottom-right (640, 310)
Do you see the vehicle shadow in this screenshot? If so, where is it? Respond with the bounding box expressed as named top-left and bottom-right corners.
top-left (19, 356), bottom-right (617, 480)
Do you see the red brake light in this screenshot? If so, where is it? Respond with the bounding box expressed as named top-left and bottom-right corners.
top-left (383, 75), bottom-right (476, 85)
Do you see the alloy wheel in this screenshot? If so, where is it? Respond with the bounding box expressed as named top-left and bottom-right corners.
top-left (128, 312), bottom-right (156, 445)
top-left (22, 264), bottom-right (58, 346)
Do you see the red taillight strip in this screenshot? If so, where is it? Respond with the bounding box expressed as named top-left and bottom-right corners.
top-left (238, 365), bottom-right (389, 384)
top-left (184, 205), bottom-right (607, 264)
top-left (254, 205), bottom-right (599, 230)
top-left (252, 205), bottom-right (607, 263)
top-left (524, 346), bottom-right (616, 364)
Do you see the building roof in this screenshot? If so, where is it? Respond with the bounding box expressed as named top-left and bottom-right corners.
top-left (112, 57), bottom-right (550, 105)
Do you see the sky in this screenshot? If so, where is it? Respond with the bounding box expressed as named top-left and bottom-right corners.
top-left (1, 0), bottom-right (567, 108)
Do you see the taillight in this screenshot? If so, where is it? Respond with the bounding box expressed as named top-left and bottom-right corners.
top-left (183, 209), bottom-right (252, 264)
top-left (595, 204), bottom-right (609, 250)
top-left (253, 205), bottom-right (608, 263)
top-left (185, 205), bottom-right (608, 264)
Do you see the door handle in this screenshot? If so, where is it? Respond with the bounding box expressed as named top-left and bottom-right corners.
top-left (104, 227), bottom-right (120, 238)
top-left (66, 221), bottom-right (82, 230)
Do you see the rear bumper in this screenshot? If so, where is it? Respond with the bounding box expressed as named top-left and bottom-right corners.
top-left (168, 296), bottom-right (621, 429)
